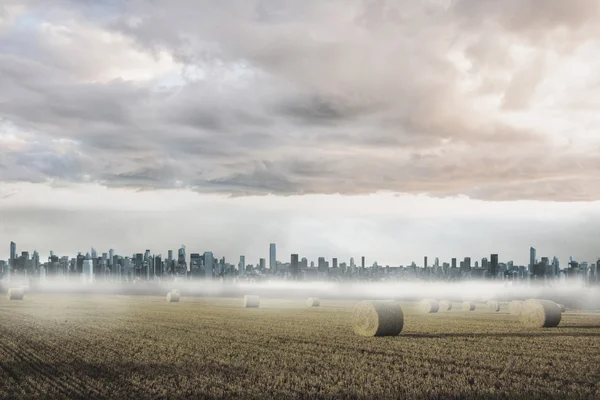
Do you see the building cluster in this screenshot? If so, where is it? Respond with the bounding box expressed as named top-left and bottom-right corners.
top-left (1, 242), bottom-right (599, 286)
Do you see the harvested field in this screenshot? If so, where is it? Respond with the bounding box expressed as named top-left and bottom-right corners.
top-left (1, 294), bottom-right (600, 399)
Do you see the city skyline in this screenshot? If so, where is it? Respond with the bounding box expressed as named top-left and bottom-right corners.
top-left (2, 1), bottom-right (600, 267)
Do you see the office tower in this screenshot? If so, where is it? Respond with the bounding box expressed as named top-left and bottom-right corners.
top-left (91, 247), bottom-right (97, 259)
top-left (154, 255), bottom-right (162, 277)
top-left (424, 256), bottom-right (428, 269)
top-left (318, 257), bottom-right (326, 272)
top-left (9, 241), bottom-right (16, 277)
top-left (259, 258), bottom-right (266, 270)
top-left (291, 254), bottom-right (299, 279)
top-left (239, 255), bottom-right (245, 277)
top-left (204, 252), bottom-right (214, 279)
top-left (350, 257), bottom-right (355, 267)
top-left (109, 249), bottom-right (115, 266)
top-left (269, 243), bottom-right (276, 273)
top-left (529, 247), bottom-right (536, 273)
top-left (332, 258), bottom-right (338, 269)
top-left (361, 256), bottom-right (365, 270)
top-left (451, 258), bottom-right (457, 269)
top-left (490, 254), bottom-right (498, 279)
top-left (301, 257), bottom-right (308, 269)
top-left (168, 250), bottom-right (173, 261)
top-left (177, 246), bottom-right (187, 275)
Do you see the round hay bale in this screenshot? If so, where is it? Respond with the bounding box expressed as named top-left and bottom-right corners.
top-left (462, 301), bottom-right (476, 311)
top-left (439, 300), bottom-right (452, 311)
top-left (352, 300), bottom-right (404, 337)
top-left (419, 299), bottom-right (439, 313)
top-left (244, 295), bottom-right (260, 308)
top-left (487, 300), bottom-right (500, 312)
top-left (557, 303), bottom-right (566, 313)
top-left (166, 291), bottom-right (180, 303)
top-left (519, 299), bottom-right (562, 328)
top-left (7, 288), bottom-right (24, 300)
top-left (508, 300), bottom-right (524, 315)
top-left (306, 297), bottom-right (320, 307)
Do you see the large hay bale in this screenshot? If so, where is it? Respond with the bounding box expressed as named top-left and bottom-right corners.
top-left (306, 297), bottom-right (320, 307)
top-left (487, 300), bottom-right (500, 312)
top-left (508, 300), bottom-right (523, 315)
top-left (244, 295), bottom-right (260, 308)
top-left (439, 300), bottom-right (452, 311)
top-left (462, 301), bottom-right (476, 311)
top-left (557, 303), bottom-right (566, 313)
top-left (419, 299), bottom-right (439, 313)
top-left (166, 291), bottom-right (180, 303)
top-left (352, 300), bottom-right (404, 337)
top-left (7, 288), bottom-right (24, 300)
top-left (519, 299), bottom-right (562, 328)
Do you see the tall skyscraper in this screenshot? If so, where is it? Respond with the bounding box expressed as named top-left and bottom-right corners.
top-left (259, 258), bottom-right (266, 270)
top-left (91, 247), bottom-right (97, 259)
top-left (109, 249), bottom-right (115, 267)
top-left (332, 258), bottom-right (338, 269)
top-left (291, 254), bottom-right (299, 279)
top-left (424, 256), bottom-right (428, 269)
top-left (530, 247), bottom-right (536, 272)
top-left (361, 256), bottom-right (365, 270)
top-left (269, 243), bottom-right (276, 272)
top-left (451, 258), bottom-right (457, 269)
top-left (490, 254), bottom-right (498, 279)
top-left (239, 255), bottom-right (245, 277)
top-left (10, 241), bottom-right (16, 266)
top-left (204, 252), bottom-right (214, 279)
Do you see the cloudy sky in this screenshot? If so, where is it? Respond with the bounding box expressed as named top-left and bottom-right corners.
top-left (1, 0), bottom-right (599, 266)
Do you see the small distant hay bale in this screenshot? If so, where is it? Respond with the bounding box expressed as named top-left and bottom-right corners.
top-left (7, 288), bottom-right (24, 300)
top-left (556, 303), bottom-right (566, 313)
top-left (306, 297), bottom-right (320, 307)
top-left (508, 300), bottom-right (524, 315)
top-left (439, 300), bottom-right (452, 311)
top-left (519, 299), bottom-right (562, 328)
top-left (244, 295), bottom-right (260, 308)
top-left (352, 300), bottom-right (404, 337)
top-left (419, 299), bottom-right (439, 313)
top-left (487, 300), bottom-right (500, 312)
top-left (166, 291), bottom-right (180, 303)
top-left (462, 301), bottom-right (476, 311)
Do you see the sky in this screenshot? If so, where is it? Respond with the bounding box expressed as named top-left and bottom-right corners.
top-left (1, 0), bottom-right (600, 266)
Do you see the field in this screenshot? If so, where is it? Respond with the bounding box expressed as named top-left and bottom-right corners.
top-left (1, 295), bottom-right (600, 399)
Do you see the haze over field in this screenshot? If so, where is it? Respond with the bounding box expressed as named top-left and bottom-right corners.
top-left (1, 1), bottom-right (600, 264)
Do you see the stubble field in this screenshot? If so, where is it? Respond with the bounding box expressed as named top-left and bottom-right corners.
top-left (1, 294), bottom-right (600, 399)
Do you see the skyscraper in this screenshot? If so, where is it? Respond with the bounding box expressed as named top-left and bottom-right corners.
top-left (451, 258), bottom-right (457, 269)
top-left (91, 247), bottom-right (97, 259)
top-left (490, 254), bottom-right (498, 279)
top-left (361, 256), bottom-right (365, 270)
top-left (424, 256), bottom-right (428, 269)
top-left (109, 249), bottom-right (115, 267)
top-left (239, 255), bottom-right (245, 277)
top-left (269, 243), bottom-right (276, 273)
top-left (204, 252), bottom-right (214, 279)
top-left (530, 247), bottom-right (536, 273)
top-left (10, 241), bottom-right (16, 267)
top-left (291, 254), bottom-right (299, 279)
top-left (332, 258), bottom-right (338, 269)
top-left (259, 258), bottom-right (266, 270)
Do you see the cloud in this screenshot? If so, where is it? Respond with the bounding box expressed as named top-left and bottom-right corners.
top-left (1, 0), bottom-right (600, 201)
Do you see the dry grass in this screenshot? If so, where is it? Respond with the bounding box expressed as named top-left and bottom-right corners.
top-left (1, 294), bottom-right (600, 399)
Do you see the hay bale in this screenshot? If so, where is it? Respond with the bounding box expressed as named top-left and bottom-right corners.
top-left (352, 300), bottom-right (404, 337)
top-left (244, 295), bottom-right (260, 308)
top-left (166, 291), bottom-right (180, 303)
top-left (419, 299), bottom-right (439, 313)
top-left (462, 301), bottom-right (476, 311)
top-left (306, 297), bottom-right (320, 307)
top-left (487, 300), bottom-right (500, 312)
top-left (7, 288), bottom-right (24, 300)
top-left (508, 300), bottom-right (524, 315)
top-left (519, 299), bottom-right (562, 328)
top-left (557, 303), bottom-right (566, 313)
top-left (439, 300), bottom-right (452, 311)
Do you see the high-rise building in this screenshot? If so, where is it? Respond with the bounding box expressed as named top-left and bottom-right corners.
top-left (269, 243), bottom-right (276, 273)
top-left (91, 247), bottom-right (97, 259)
top-left (451, 258), bottom-right (457, 269)
top-left (109, 249), bottom-right (115, 266)
top-left (490, 254), bottom-right (498, 279)
top-left (361, 256), bottom-right (365, 270)
top-left (204, 252), bottom-right (214, 279)
top-left (168, 250), bottom-right (173, 261)
top-left (529, 247), bottom-right (536, 274)
top-left (239, 255), bottom-right (245, 277)
top-left (332, 258), bottom-right (338, 269)
top-left (424, 256), bottom-right (428, 269)
top-left (259, 258), bottom-right (266, 270)
top-left (10, 241), bottom-right (16, 269)
top-left (291, 254), bottom-right (299, 279)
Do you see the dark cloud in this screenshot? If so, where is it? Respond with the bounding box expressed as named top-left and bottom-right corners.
top-left (0, 0), bottom-right (599, 200)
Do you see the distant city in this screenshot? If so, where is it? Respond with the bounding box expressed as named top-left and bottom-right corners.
top-left (2, 241), bottom-right (599, 285)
